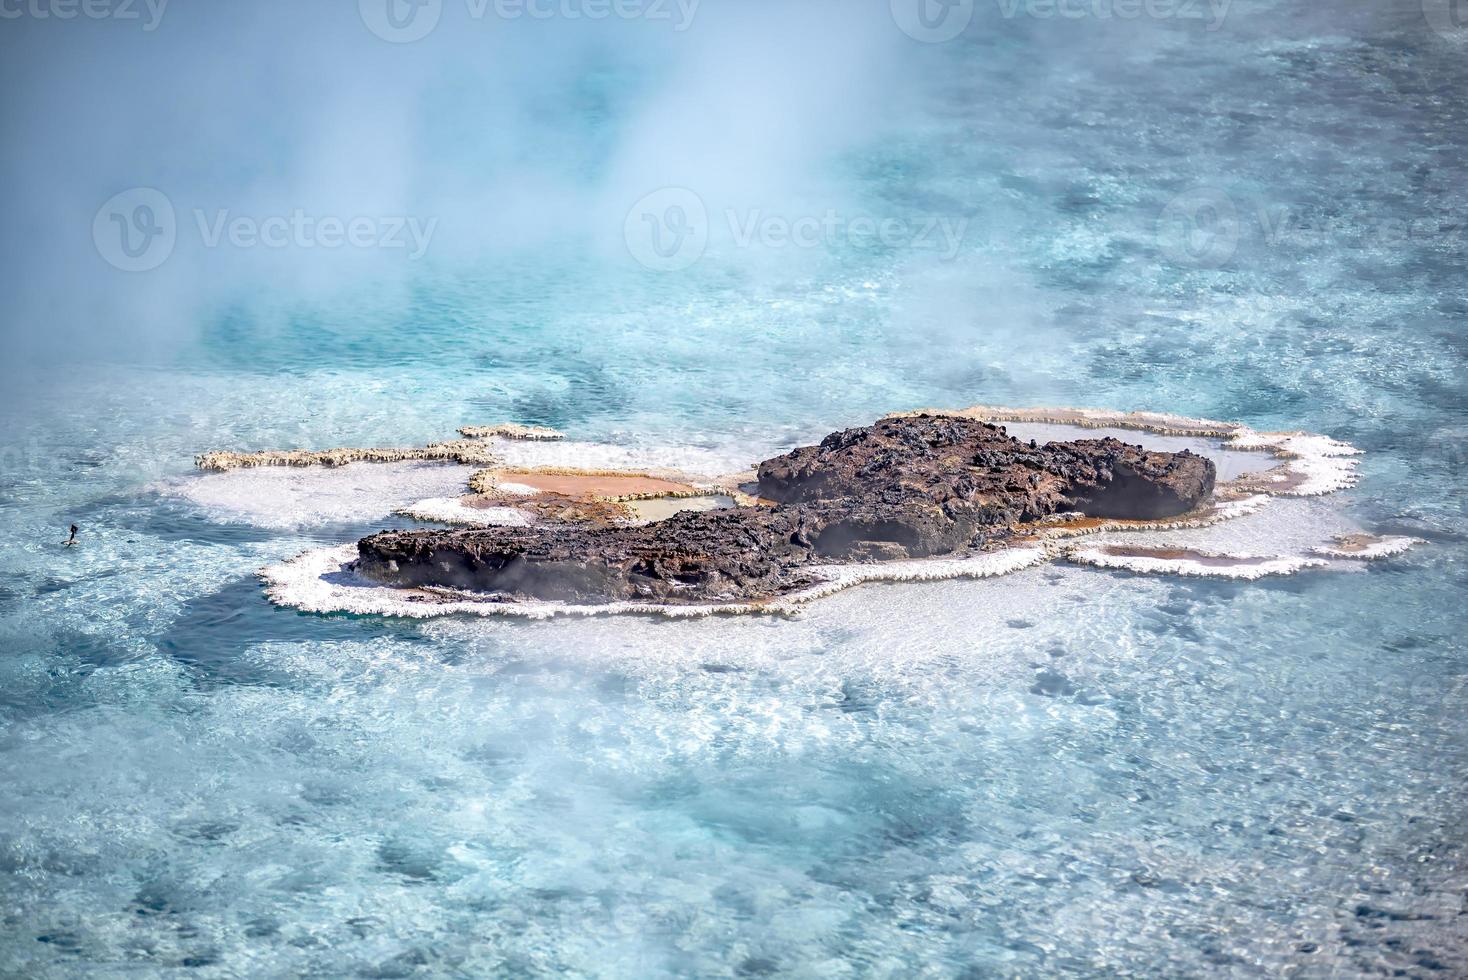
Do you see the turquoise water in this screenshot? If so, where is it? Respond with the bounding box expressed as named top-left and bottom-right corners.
top-left (2, 1), bottom-right (1466, 975)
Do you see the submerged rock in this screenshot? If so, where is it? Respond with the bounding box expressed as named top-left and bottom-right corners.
top-left (355, 415), bottom-right (1215, 604)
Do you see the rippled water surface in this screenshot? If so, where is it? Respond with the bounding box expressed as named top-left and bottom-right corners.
top-left (1, 1), bottom-right (1465, 976)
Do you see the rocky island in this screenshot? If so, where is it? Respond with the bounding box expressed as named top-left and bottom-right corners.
top-left (354, 415), bottom-right (1215, 605)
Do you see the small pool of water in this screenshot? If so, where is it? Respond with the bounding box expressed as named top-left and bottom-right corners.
top-left (623, 494), bottom-right (737, 524)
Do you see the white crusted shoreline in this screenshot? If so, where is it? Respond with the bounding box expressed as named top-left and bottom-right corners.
top-left (239, 406), bottom-right (1418, 618)
top-left (1063, 546), bottom-right (1329, 580)
top-left (1312, 534), bottom-right (1425, 560)
top-left (260, 543), bottom-right (1052, 620)
top-left (396, 497), bottom-right (532, 527)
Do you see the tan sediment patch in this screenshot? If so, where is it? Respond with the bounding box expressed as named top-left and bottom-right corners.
top-left (454, 465), bottom-right (752, 526)
top-left (504, 472), bottom-right (698, 500)
top-left (1063, 543), bottom-right (1327, 579)
top-left (514, 493), bottom-right (635, 525)
top-left (458, 495), bottom-right (515, 510)
top-left (398, 491), bottom-right (633, 527)
top-left (1024, 493), bottom-right (1268, 541)
top-left (1028, 515), bottom-right (1174, 538)
top-left (195, 440), bottom-right (500, 473)
top-left (1312, 533), bottom-right (1423, 560)
top-left (458, 423), bottom-right (564, 441)
top-left (1318, 533), bottom-right (1378, 554)
top-left (468, 467), bottom-right (707, 502)
top-left (1222, 465), bottom-right (1312, 495)
top-left (456, 487), bottom-right (634, 523)
top-left (1093, 545), bottom-right (1265, 569)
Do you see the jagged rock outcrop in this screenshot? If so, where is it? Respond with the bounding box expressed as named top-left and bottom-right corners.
top-left (355, 415), bottom-right (1215, 604)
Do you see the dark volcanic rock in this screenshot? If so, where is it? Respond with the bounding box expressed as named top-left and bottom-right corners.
top-left (356, 415), bottom-right (1215, 605)
top-left (358, 509), bottom-right (806, 604)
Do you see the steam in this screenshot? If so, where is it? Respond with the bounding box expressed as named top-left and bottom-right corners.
top-left (5, 0), bottom-right (1416, 428)
top-left (0, 1), bottom-right (919, 377)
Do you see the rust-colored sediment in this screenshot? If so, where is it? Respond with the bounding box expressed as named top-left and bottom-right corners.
top-left (1223, 466), bottom-right (1310, 495)
top-left (1041, 515), bottom-right (1147, 533)
top-left (518, 494), bottom-right (635, 524)
top-left (1324, 533), bottom-right (1377, 554)
top-left (470, 468), bottom-right (705, 501)
top-left (453, 492), bottom-right (634, 524)
top-left (1096, 545), bottom-right (1263, 568)
top-left (1027, 492), bottom-right (1254, 539)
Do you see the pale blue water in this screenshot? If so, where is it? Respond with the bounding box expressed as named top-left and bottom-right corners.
top-left (2, 2), bottom-right (1466, 976)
